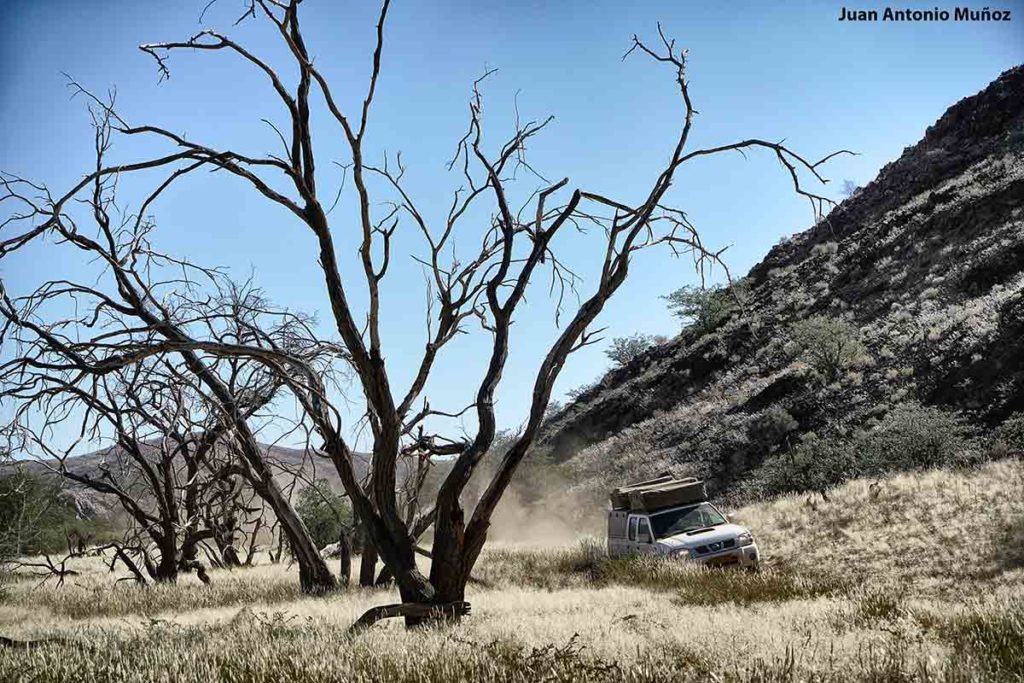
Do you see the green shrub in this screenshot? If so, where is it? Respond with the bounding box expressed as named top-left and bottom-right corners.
top-left (746, 407), bottom-right (799, 453)
top-left (753, 433), bottom-right (861, 497)
top-left (751, 403), bottom-right (981, 497)
top-left (603, 334), bottom-right (658, 367)
top-left (294, 479), bottom-right (354, 551)
top-left (864, 403), bottom-right (980, 471)
top-left (788, 316), bottom-right (866, 381)
top-left (662, 281), bottom-right (749, 333)
top-left (0, 469), bottom-right (114, 559)
top-left (994, 412), bottom-right (1024, 450)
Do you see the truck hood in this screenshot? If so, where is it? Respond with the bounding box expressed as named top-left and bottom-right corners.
top-left (656, 523), bottom-right (750, 552)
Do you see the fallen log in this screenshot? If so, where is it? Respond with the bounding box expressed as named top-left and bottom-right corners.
top-left (348, 601), bottom-right (471, 634)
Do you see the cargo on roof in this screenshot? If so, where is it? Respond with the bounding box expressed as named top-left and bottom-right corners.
top-left (609, 475), bottom-right (707, 512)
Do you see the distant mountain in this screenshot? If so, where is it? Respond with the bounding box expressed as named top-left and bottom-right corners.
top-left (18, 442), bottom-right (369, 520)
top-left (534, 66), bottom-right (1024, 501)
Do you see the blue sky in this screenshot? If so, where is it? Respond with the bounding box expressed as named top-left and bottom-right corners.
top-left (1, 0), bottom-right (1021, 448)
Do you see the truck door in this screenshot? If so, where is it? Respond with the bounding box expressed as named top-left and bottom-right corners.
top-left (635, 517), bottom-right (658, 555)
top-left (626, 516), bottom-right (639, 555)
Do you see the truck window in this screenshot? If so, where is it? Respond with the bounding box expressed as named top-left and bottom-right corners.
top-left (627, 517), bottom-right (639, 541)
top-left (637, 518), bottom-right (653, 543)
top-left (649, 503), bottom-right (727, 539)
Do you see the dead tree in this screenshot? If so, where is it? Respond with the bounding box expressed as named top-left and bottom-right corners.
top-left (7, 553), bottom-right (80, 589)
top-left (3, 351), bottom-right (269, 584)
top-left (0, 1), bottom-right (848, 620)
top-left (201, 472), bottom-right (264, 569)
top-left (0, 121), bottom-right (342, 591)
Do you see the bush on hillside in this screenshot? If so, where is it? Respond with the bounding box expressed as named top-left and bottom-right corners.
top-left (865, 402), bottom-right (981, 471)
top-left (788, 316), bottom-right (867, 381)
top-left (752, 433), bottom-right (860, 497)
top-left (750, 403), bottom-right (981, 497)
top-left (565, 379), bottom-right (600, 401)
top-left (994, 412), bottom-right (1024, 450)
top-left (746, 407), bottom-right (799, 453)
top-left (543, 400), bottom-right (564, 424)
top-left (604, 334), bottom-right (661, 367)
top-left (840, 179), bottom-right (862, 198)
top-left (662, 281), bottom-right (750, 333)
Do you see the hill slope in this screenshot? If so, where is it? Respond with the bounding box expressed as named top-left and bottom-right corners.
top-left (535, 66), bottom-right (1024, 501)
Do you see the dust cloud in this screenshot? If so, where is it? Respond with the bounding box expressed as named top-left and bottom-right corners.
top-left (485, 480), bottom-right (605, 546)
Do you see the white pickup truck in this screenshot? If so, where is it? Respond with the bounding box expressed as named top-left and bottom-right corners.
top-left (606, 476), bottom-right (760, 569)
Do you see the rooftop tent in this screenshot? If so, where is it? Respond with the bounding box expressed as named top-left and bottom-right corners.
top-left (610, 475), bottom-right (707, 512)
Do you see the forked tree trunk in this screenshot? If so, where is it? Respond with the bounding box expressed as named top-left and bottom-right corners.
top-left (270, 528), bottom-right (285, 564)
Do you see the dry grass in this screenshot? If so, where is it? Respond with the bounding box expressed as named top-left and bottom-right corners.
top-left (731, 457), bottom-right (1024, 594)
top-left (0, 560), bottom-right (302, 620)
top-left (478, 540), bottom-right (848, 605)
top-left (1, 459), bottom-right (1022, 682)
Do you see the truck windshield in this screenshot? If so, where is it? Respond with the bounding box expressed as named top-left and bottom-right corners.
top-left (649, 503), bottom-right (726, 539)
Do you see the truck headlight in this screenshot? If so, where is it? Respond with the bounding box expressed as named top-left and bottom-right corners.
top-left (737, 532), bottom-right (755, 547)
top-left (673, 549), bottom-right (692, 560)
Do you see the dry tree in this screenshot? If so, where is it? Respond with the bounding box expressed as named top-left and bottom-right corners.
top-left (1, 288), bottom-right (302, 584)
top-left (0, 0), bottom-right (848, 619)
top-left (0, 105), bottom-right (345, 590)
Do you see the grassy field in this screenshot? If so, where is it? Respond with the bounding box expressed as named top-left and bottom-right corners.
top-left (1, 459), bottom-right (1022, 682)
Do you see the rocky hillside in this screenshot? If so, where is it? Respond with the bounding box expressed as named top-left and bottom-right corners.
top-left (535, 65), bottom-right (1024, 503)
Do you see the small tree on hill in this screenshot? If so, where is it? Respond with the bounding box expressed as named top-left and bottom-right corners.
top-left (604, 334), bottom-right (658, 367)
top-left (663, 281), bottom-right (749, 332)
top-left (296, 478), bottom-right (355, 584)
top-left (789, 316), bottom-right (866, 381)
